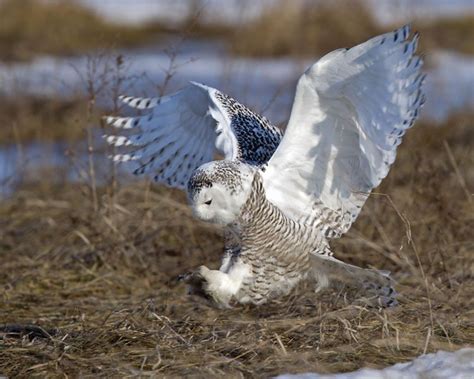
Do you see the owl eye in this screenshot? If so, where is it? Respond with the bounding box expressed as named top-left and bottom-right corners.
top-left (204, 199), bottom-right (212, 205)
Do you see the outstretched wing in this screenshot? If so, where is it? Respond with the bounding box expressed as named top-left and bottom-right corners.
top-left (262, 25), bottom-right (425, 238)
top-left (105, 82), bottom-right (282, 189)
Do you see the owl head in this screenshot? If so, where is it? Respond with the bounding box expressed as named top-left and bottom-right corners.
top-left (187, 160), bottom-right (255, 225)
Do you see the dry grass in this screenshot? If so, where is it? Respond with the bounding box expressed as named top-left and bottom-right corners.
top-left (0, 0), bottom-right (166, 62)
top-left (2, 0), bottom-right (472, 65)
top-left (0, 0), bottom-right (232, 63)
top-left (0, 113), bottom-right (473, 377)
top-left (0, 95), bottom-right (96, 145)
top-left (231, 0), bottom-right (380, 58)
top-left (417, 16), bottom-right (474, 55)
top-left (230, 0), bottom-right (474, 58)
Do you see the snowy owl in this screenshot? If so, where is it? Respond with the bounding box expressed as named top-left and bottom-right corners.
top-left (105, 25), bottom-right (425, 308)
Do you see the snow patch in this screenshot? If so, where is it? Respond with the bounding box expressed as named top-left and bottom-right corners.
top-left (276, 348), bottom-right (474, 379)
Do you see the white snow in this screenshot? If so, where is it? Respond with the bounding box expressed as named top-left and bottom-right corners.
top-left (0, 44), bottom-right (471, 123)
top-left (276, 348), bottom-right (474, 379)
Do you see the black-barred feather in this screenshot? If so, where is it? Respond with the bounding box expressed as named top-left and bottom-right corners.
top-left (104, 83), bottom-right (282, 189)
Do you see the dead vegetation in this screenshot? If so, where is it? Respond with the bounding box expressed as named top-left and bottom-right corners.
top-left (231, 0), bottom-right (381, 58)
top-left (0, 113), bottom-right (472, 377)
top-left (0, 0), bottom-right (230, 63)
top-left (1, 0), bottom-right (472, 64)
top-left (0, 95), bottom-right (94, 145)
top-left (0, 0), bottom-right (166, 62)
top-left (230, 0), bottom-right (474, 57)
top-left (417, 16), bottom-right (474, 55)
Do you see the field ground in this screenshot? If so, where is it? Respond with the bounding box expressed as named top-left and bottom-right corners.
top-left (0, 114), bottom-right (473, 377)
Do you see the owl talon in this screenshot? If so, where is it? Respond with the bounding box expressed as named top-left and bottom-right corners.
top-left (176, 271), bottom-right (193, 282)
top-left (180, 266), bottom-right (233, 308)
top-left (180, 267), bottom-right (207, 286)
top-left (180, 266), bottom-right (211, 301)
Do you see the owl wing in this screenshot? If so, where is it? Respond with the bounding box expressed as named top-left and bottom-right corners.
top-left (105, 82), bottom-right (282, 189)
top-left (262, 25), bottom-right (425, 238)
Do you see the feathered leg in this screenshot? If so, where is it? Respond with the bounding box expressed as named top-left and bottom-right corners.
top-left (183, 257), bottom-right (251, 308)
top-left (182, 266), bottom-right (234, 308)
top-left (310, 253), bottom-right (398, 307)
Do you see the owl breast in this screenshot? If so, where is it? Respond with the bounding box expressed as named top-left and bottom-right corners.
top-left (231, 174), bottom-right (325, 305)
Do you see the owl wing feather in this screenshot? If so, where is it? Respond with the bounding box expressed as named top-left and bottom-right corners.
top-left (105, 82), bottom-right (282, 189)
top-left (262, 25), bottom-right (425, 238)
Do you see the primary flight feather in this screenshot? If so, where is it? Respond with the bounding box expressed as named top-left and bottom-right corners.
top-left (106, 25), bottom-right (425, 307)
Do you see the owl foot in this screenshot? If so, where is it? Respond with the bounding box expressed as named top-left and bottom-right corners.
top-left (181, 266), bottom-right (233, 309)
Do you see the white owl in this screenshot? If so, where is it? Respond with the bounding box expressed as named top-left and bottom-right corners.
top-left (106, 25), bottom-right (425, 308)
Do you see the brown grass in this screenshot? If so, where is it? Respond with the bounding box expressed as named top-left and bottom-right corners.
top-left (418, 16), bottom-right (474, 55)
top-left (0, 112), bottom-right (473, 377)
top-left (0, 95), bottom-right (96, 145)
top-left (1, 0), bottom-right (472, 66)
top-left (0, 0), bottom-right (233, 63)
top-left (0, 0), bottom-right (166, 62)
top-left (229, 1), bottom-right (474, 57)
top-left (231, 0), bottom-right (381, 58)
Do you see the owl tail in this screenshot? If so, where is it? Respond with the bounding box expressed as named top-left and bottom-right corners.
top-left (310, 254), bottom-right (398, 307)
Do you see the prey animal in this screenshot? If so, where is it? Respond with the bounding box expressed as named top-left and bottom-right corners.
top-left (105, 25), bottom-right (425, 307)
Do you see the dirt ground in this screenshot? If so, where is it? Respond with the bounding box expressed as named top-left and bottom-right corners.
top-left (0, 115), bottom-right (473, 377)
